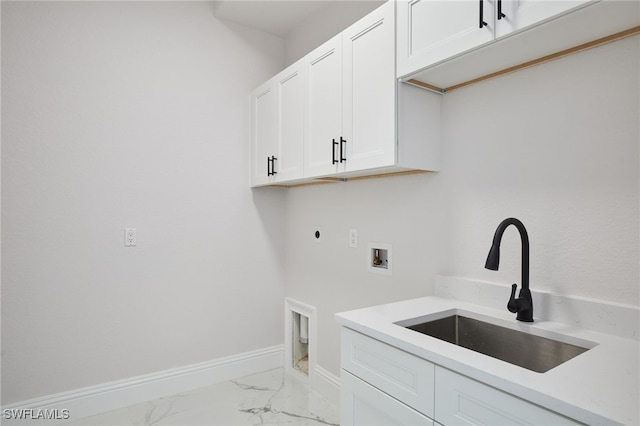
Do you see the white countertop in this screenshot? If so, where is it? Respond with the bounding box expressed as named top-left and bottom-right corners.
top-left (335, 277), bottom-right (640, 425)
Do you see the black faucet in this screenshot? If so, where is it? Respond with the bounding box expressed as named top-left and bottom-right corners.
top-left (484, 218), bottom-right (533, 322)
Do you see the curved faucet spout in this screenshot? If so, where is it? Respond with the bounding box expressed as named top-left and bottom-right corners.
top-left (485, 218), bottom-right (533, 322)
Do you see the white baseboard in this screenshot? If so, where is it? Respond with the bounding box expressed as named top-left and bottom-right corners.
top-left (312, 365), bottom-right (340, 407)
top-left (1, 345), bottom-right (283, 425)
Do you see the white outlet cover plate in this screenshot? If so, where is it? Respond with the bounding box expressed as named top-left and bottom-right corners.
top-left (349, 228), bottom-right (358, 248)
top-left (125, 228), bottom-right (136, 247)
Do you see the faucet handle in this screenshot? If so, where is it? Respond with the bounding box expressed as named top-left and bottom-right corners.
top-left (507, 283), bottom-right (518, 313)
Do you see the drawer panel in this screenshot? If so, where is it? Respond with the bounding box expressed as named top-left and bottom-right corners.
top-left (435, 367), bottom-right (582, 425)
top-left (341, 327), bottom-right (435, 418)
top-left (341, 370), bottom-right (434, 426)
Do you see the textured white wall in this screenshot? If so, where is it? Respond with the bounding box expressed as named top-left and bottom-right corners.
top-left (284, 1), bottom-right (384, 66)
top-left (1, 1), bottom-right (285, 404)
top-left (284, 36), bottom-right (640, 376)
top-left (439, 36), bottom-right (639, 303)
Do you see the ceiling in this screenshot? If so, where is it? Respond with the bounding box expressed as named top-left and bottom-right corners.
top-left (212, 1), bottom-right (337, 38)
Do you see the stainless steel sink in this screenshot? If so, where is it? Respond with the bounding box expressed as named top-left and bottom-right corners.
top-left (398, 313), bottom-right (592, 373)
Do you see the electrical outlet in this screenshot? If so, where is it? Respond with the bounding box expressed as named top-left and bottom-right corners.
top-left (349, 228), bottom-right (358, 248)
top-left (125, 228), bottom-right (136, 247)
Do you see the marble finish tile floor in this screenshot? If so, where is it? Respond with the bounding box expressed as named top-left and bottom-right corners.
top-left (70, 368), bottom-right (339, 426)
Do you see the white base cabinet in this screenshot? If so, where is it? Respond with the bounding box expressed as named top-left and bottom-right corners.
top-left (340, 327), bottom-right (582, 426)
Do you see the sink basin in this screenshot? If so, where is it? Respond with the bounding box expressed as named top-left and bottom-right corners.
top-left (396, 311), bottom-right (594, 373)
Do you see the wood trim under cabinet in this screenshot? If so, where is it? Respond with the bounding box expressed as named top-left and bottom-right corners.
top-left (264, 170), bottom-right (431, 188)
top-left (408, 26), bottom-right (640, 94)
top-left (340, 169), bottom-right (430, 182)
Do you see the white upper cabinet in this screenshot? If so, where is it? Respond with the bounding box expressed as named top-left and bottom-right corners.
top-left (252, 0), bottom-right (443, 187)
top-left (398, 0), bottom-right (639, 90)
top-left (250, 80), bottom-right (277, 186)
top-left (304, 34), bottom-right (344, 178)
top-left (397, 0), bottom-right (593, 79)
top-left (494, 0), bottom-right (590, 39)
top-left (274, 62), bottom-right (305, 182)
top-left (342, 1), bottom-right (396, 173)
top-left (305, 1), bottom-right (397, 177)
top-left (397, 0), bottom-right (495, 78)
top-left (251, 63), bottom-right (305, 186)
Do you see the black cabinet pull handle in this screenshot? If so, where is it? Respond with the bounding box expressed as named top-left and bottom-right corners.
top-left (498, 0), bottom-right (506, 20)
top-left (332, 138), bottom-right (339, 164)
top-left (267, 156), bottom-right (277, 176)
top-left (479, 0), bottom-right (488, 28)
top-left (340, 137), bottom-right (346, 163)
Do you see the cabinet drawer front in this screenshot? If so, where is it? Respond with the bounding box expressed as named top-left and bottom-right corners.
top-left (342, 327), bottom-right (435, 418)
top-left (435, 367), bottom-right (581, 425)
top-left (341, 370), bottom-right (434, 426)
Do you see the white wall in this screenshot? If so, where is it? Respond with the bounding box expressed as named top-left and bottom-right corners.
top-left (3, 0), bottom-right (638, 408)
top-left (284, 1), bottom-right (384, 66)
top-left (1, 1), bottom-right (286, 404)
top-left (439, 37), bottom-right (639, 303)
top-left (284, 36), bottom-right (640, 376)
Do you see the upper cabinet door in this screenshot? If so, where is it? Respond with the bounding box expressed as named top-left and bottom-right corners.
top-left (495, 0), bottom-right (592, 39)
top-left (397, 0), bottom-right (495, 78)
top-left (274, 63), bottom-right (304, 182)
top-left (342, 0), bottom-right (396, 173)
top-left (304, 34), bottom-right (344, 178)
top-left (251, 79), bottom-right (277, 186)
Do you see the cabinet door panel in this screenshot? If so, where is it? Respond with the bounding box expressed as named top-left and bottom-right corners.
top-left (304, 34), bottom-right (343, 178)
top-left (343, 1), bottom-right (396, 172)
top-left (341, 371), bottom-right (434, 426)
top-left (251, 80), bottom-right (277, 186)
top-left (275, 64), bottom-right (304, 181)
top-left (495, 0), bottom-right (592, 39)
top-left (397, 0), bottom-right (495, 78)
